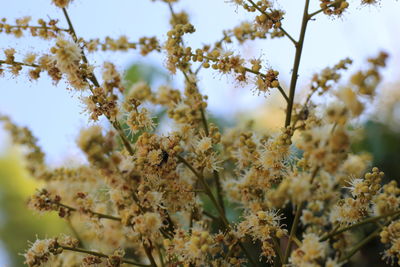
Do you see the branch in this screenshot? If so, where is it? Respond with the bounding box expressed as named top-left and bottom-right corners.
top-left (192, 53), bottom-right (289, 102)
top-left (272, 237), bottom-right (284, 265)
top-left (1, 24), bottom-right (69, 32)
top-left (61, 8), bottom-right (135, 156)
top-left (320, 209), bottom-right (400, 241)
top-left (308, 0), bottom-right (344, 19)
top-left (338, 227), bottom-right (381, 263)
top-left (60, 9), bottom-right (178, 238)
top-left (283, 165), bottom-right (318, 263)
top-left (61, 246), bottom-right (150, 267)
top-left (59, 200), bottom-right (172, 240)
top-left (198, 98), bottom-right (226, 214)
top-left (338, 214), bottom-right (400, 263)
top-left (203, 210), bottom-right (218, 221)
top-left (173, 10), bottom-right (226, 214)
top-left (244, 67), bottom-right (289, 102)
top-left (0, 60), bottom-right (39, 68)
top-left (57, 202), bottom-right (121, 221)
top-left (284, 0), bottom-right (310, 127)
top-left (142, 240), bottom-right (158, 267)
top-left (283, 202), bottom-right (304, 263)
top-left (176, 154), bottom-right (258, 267)
top-left (176, 155), bottom-right (226, 223)
top-left (246, 0), bottom-right (297, 45)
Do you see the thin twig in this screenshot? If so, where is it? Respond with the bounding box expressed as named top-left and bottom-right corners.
top-left (308, 0), bottom-right (344, 18)
top-left (283, 202), bottom-right (304, 263)
top-left (156, 245), bottom-right (165, 267)
top-left (272, 237), bottom-right (284, 264)
top-left (59, 11), bottom-right (177, 236)
top-left (339, 228), bottom-right (381, 263)
top-left (246, 0), bottom-right (297, 45)
top-left (61, 245), bottom-right (150, 267)
top-left (198, 106), bottom-right (226, 214)
top-left (176, 155), bottom-right (228, 225)
top-left (57, 202), bottom-right (121, 221)
top-left (243, 67), bottom-right (289, 102)
top-left (338, 214), bottom-right (400, 263)
top-left (142, 240), bottom-right (158, 267)
top-left (2, 24), bottom-right (69, 32)
top-left (0, 60), bottom-right (39, 68)
top-left (283, 166), bottom-right (318, 263)
top-left (181, 63), bottom-right (226, 215)
top-left (176, 154), bottom-right (258, 266)
top-left (320, 209), bottom-right (400, 241)
top-left (192, 53), bottom-right (289, 102)
top-left (224, 241), bottom-right (238, 260)
top-left (61, 7), bottom-right (135, 156)
top-left (203, 210), bottom-right (219, 221)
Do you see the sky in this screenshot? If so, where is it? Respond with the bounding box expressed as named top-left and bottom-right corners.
top-left (1, 0), bottom-right (400, 264)
top-left (1, 0), bottom-right (400, 162)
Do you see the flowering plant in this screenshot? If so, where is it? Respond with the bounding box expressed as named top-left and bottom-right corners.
top-left (1, 0), bottom-right (399, 266)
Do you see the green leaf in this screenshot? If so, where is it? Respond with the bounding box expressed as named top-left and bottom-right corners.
top-left (123, 63), bottom-right (168, 90)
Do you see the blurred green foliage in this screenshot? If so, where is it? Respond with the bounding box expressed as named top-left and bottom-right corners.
top-left (0, 151), bottom-right (67, 267)
top-left (362, 121), bottom-right (400, 182)
top-left (123, 62), bottom-right (169, 89)
top-left (345, 120), bottom-right (400, 266)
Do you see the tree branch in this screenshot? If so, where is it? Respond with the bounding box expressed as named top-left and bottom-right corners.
top-left (61, 246), bottom-right (150, 267)
top-left (285, 0), bottom-right (310, 127)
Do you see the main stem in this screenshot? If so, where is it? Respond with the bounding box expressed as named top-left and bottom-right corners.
top-left (282, 3), bottom-right (311, 259)
top-left (283, 202), bottom-right (304, 263)
top-left (182, 61), bottom-right (226, 216)
top-left (283, 166), bottom-right (319, 264)
top-left (285, 0), bottom-right (310, 127)
top-left (176, 155), bottom-right (258, 267)
top-left (62, 8), bottom-right (134, 156)
top-left (199, 107), bottom-right (225, 214)
top-left (170, 0), bottom-right (225, 214)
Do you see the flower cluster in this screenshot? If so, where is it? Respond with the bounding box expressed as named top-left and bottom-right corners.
top-left (330, 168), bottom-right (384, 225)
top-left (24, 236), bottom-right (78, 267)
top-left (164, 228), bottom-right (217, 265)
top-left (1, 0), bottom-right (398, 266)
top-left (83, 36), bottom-right (160, 55)
top-left (0, 17), bottom-right (67, 39)
top-left (381, 220), bottom-right (400, 264)
top-left (237, 210), bottom-right (286, 262)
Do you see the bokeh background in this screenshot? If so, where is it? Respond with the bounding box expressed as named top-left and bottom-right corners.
top-left (1, 0), bottom-right (400, 266)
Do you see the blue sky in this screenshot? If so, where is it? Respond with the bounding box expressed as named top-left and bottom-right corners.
top-left (1, 0), bottom-right (400, 163)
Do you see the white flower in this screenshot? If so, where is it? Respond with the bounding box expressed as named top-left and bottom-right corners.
top-left (55, 36), bottom-right (81, 75)
top-left (195, 136), bottom-right (212, 154)
top-left (345, 177), bottom-right (367, 197)
top-left (126, 108), bottom-right (155, 134)
top-left (24, 238), bottom-right (59, 267)
top-left (288, 173), bottom-right (312, 204)
top-left (290, 233), bottom-right (327, 265)
top-left (133, 212), bottom-right (162, 236)
top-left (325, 258), bottom-right (343, 267)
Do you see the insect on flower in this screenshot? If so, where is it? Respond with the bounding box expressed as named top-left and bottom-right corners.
top-left (157, 150), bottom-right (169, 167)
